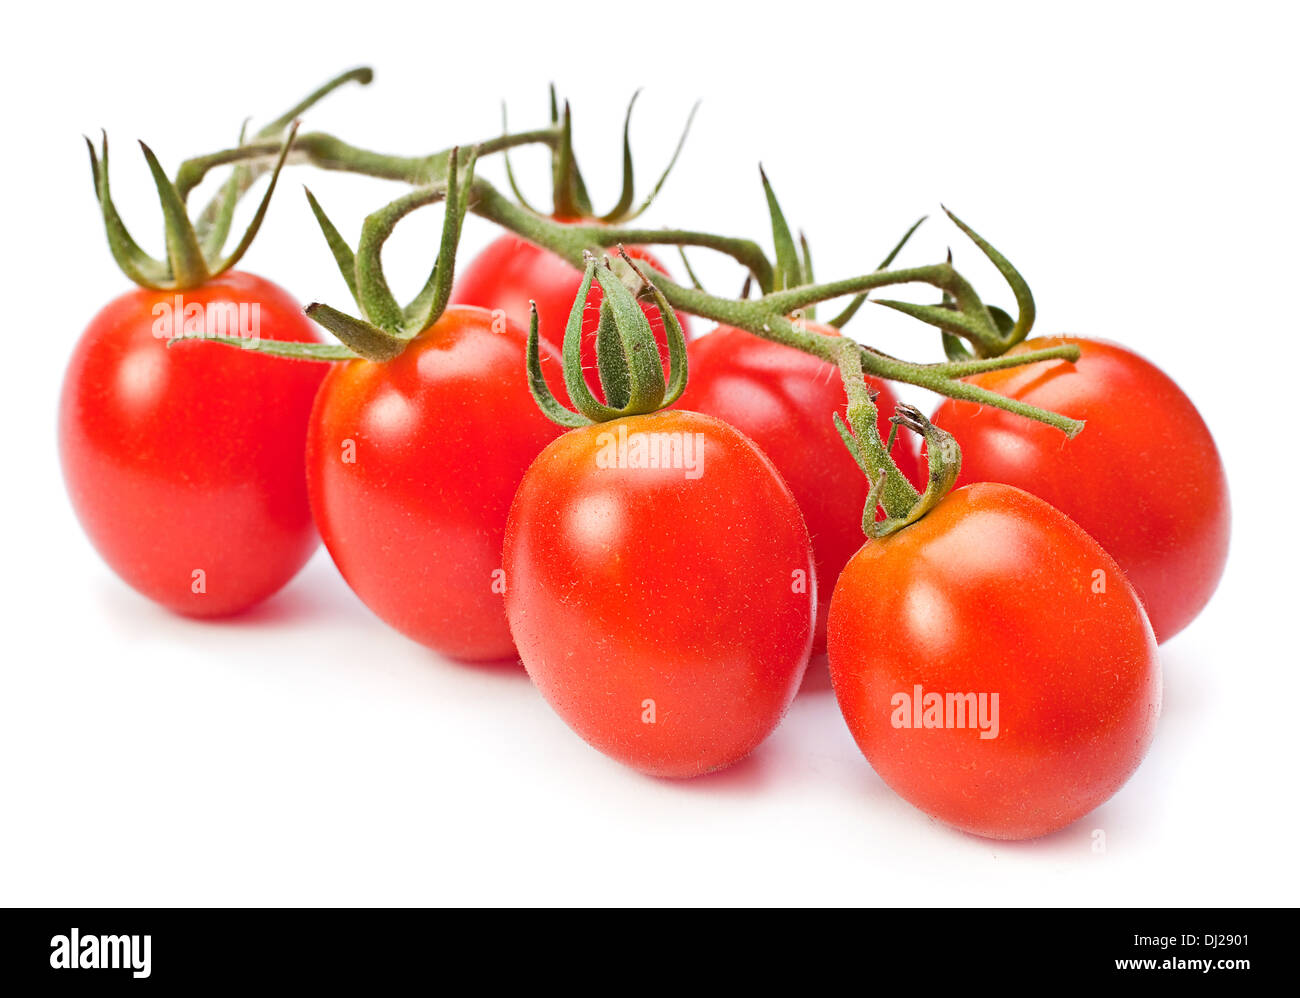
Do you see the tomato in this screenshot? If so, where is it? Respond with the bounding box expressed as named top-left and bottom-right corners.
top-left (676, 323), bottom-right (922, 650)
top-left (828, 482), bottom-right (1161, 840)
top-left (452, 232), bottom-right (691, 394)
top-left (504, 409), bottom-right (815, 778)
top-left (59, 272), bottom-right (325, 617)
top-left (932, 337), bottom-right (1229, 642)
top-left (307, 305), bottom-right (563, 661)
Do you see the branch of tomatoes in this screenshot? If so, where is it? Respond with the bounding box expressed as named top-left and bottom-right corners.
top-left (180, 92), bottom-right (1082, 534)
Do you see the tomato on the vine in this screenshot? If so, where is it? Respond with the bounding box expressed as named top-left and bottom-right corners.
top-left (307, 305), bottom-right (563, 661)
top-left (676, 323), bottom-right (921, 650)
top-left (828, 482), bottom-right (1160, 840)
top-left (504, 409), bottom-right (815, 778)
top-left (59, 272), bottom-right (326, 617)
top-left (932, 336), bottom-right (1229, 642)
top-left (452, 232), bottom-right (691, 391)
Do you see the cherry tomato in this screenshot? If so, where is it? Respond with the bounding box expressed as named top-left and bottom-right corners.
top-left (504, 410), bottom-right (815, 778)
top-left (59, 272), bottom-right (325, 617)
top-left (676, 323), bottom-right (922, 650)
top-left (932, 336), bottom-right (1229, 642)
top-left (452, 232), bottom-right (691, 394)
top-left (828, 482), bottom-right (1161, 840)
top-left (307, 306), bottom-right (563, 661)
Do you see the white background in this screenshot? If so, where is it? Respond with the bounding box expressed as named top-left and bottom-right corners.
top-left (2, 1), bottom-right (1295, 906)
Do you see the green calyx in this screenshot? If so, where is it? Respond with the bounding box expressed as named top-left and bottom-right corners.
top-left (870, 207), bottom-right (1037, 359)
top-left (85, 67), bottom-right (372, 292)
top-left (86, 123), bottom-right (296, 290)
top-left (526, 250), bottom-right (688, 427)
top-left (840, 403), bottom-right (962, 540)
top-left (503, 85), bottom-right (699, 224)
top-left (297, 147), bottom-right (478, 362)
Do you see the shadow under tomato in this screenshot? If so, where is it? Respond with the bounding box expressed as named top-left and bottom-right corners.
top-left (652, 743), bottom-right (775, 796)
top-left (91, 570), bottom-right (326, 630)
top-left (799, 651), bottom-right (834, 694)
top-left (972, 809), bottom-right (1119, 858)
top-left (441, 651), bottom-right (531, 679)
top-left (213, 580), bottom-right (329, 628)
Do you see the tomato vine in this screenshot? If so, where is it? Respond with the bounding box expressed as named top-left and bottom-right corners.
top-left (171, 85), bottom-right (1085, 537)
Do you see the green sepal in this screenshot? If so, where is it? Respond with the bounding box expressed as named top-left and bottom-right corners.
top-left (827, 215), bottom-right (926, 329)
top-left (199, 119), bottom-right (248, 260)
top-left (180, 335), bottom-right (359, 362)
top-left (677, 246), bottom-right (705, 291)
top-left (941, 332), bottom-right (975, 362)
top-left (139, 141), bottom-right (211, 287)
top-left (760, 166), bottom-right (802, 292)
top-left (405, 146), bottom-right (478, 333)
top-left (500, 101), bottom-right (542, 216)
top-left (551, 99), bottom-right (593, 219)
top-left (525, 303), bottom-right (591, 428)
top-left (601, 90), bottom-right (641, 223)
top-left (987, 304), bottom-right (1015, 338)
top-left (936, 246), bottom-right (973, 360)
top-left (212, 121), bottom-right (298, 274)
top-left (85, 134), bottom-right (171, 288)
top-left (603, 97), bottom-right (700, 223)
top-left (620, 251), bottom-right (689, 408)
top-left (798, 230), bottom-right (816, 320)
top-left (304, 303), bottom-right (407, 361)
top-left (942, 206), bottom-right (1035, 348)
top-left (304, 187), bottom-right (360, 307)
top-left (874, 299), bottom-right (994, 344)
top-left (594, 300), bottom-right (632, 409)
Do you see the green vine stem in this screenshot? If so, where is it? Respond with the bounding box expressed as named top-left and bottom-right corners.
top-left (185, 119), bottom-right (1084, 535)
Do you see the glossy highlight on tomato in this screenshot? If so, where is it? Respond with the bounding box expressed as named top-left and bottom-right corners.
top-left (59, 271), bottom-right (326, 617)
top-left (676, 323), bottom-right (921, 650)
top-left (933, 336), bottom-right (1230, 642)
top-left (452, 232), bottom-right (691, 391)
top-left (828, 482), bottom-right (1161, 840)
top-left (504, 409), bottom-right (815, 778)
top-left (307, 305), bottom-right (563, 661)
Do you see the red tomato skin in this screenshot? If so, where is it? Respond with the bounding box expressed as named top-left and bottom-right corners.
top-left (307, 306), bottom-right (564, 661)
top-left (676, 323), bottom-right (922, 650)
top-left (828, 483), bottom-right (1161, 841)
top-left (933, 336), bottom-right (1229, 643)
top-left (451, 232), bottom-right (692, 389)
top-left (58, 272), bottom-right (325, 617)
top-left (504, 410), bottom-right (816, 778)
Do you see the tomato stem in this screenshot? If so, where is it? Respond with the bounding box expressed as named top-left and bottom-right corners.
top-left (171, 96), bottom-right (1082, 531)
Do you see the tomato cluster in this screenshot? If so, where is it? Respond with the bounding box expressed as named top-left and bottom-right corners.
top-left (60, 82), bottom-right (1230, 842)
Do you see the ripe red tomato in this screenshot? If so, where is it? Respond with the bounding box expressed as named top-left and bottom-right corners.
top-left (932, 336), bottom-right (1229, 642)
top-left (676, 323), bottom-right (922, 650)
top-left (452, 232), bottom-right (691, 392)
top-left (307, 305), bottom-right (563, 661)
top-left (59, 272), bottom-right (325, 617)
top-left (504, 410), bottom-right (815, 778)
top-left (828, 482), bottom-right (1161, 840)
